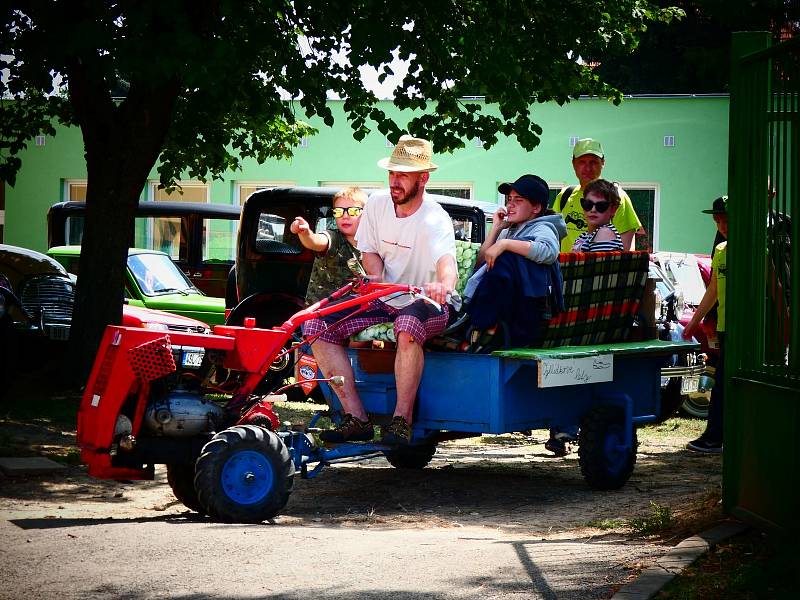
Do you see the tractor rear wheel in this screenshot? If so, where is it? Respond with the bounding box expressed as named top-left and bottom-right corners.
top-left (195, 425), bottom-right (294, 523)
top-left (579, 407), bottom-right (637, 490)
top-left (166, 463), bottom-right (204, 514)
top-left (385, 443), bottom-right (437, 469)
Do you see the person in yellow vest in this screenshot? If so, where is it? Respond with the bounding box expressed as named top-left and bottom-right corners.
top-left (552, 138), bottom-right (643, 252)
top-left (682, 196), bottom-right (727, 454)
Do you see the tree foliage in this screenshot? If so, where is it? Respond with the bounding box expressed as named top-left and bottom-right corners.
top-left (0, 0), bottom-right (682, 378)
top-left (594, 0), bottom-right (799, 94)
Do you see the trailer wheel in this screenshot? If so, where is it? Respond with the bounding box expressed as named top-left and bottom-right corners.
top-left (579, 407), bottom-right (637, 490)
top-left (166, 463), bottom-right (205, 515)
top-left (384, 443), bottom-right (437, 469)
top-left (195, 425), bottom-right (294, 523)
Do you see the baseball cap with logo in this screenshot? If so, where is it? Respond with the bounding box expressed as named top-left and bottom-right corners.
top-left (572, 138), bottom-right (604, 159)
top-left (497, 174), bottom-right (549, 207)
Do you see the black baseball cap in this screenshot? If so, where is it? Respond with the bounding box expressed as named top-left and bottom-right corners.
top-left (701, 195), bottom-right (728, 214)
top-left (497, 174), bottom-right (549, 206)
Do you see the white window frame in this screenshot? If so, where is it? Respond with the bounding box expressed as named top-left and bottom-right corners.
top-left (619, 181), bottom-right (660, 251)
top-left (63, 179), bottom-right (88, 202)
top-left (425, 182), bottom-right (473, 200)
top-left (235, 180), bottom-right (296, 206)
top-left (147, 180), bottom-right (209, 203)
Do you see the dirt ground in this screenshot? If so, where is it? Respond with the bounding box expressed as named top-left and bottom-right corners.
top-left (0, 413), bottom-right (723, 539)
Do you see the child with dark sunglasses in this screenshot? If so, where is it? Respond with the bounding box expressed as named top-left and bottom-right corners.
top-left (571, 179), bottom-right (623, 253)
top-left (547, 179), bottom-right (624, 457)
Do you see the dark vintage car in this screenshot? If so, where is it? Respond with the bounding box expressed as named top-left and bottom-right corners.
top-left (47, 201), bottom-right (241, 298)
top-left (1, 244), bottom-right (212, 392)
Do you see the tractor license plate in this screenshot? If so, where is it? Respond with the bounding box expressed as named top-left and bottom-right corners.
top-left (681, 376), bottom-right (700, 394)
top-left (182, 349), bottom-right (205, 368)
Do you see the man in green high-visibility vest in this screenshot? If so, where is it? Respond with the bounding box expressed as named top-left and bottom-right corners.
top-left (552, 138), bottom-right (643, 252)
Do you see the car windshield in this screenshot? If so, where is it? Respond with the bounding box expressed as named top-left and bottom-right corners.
top-left (128, 253), bottom-right (198, 296)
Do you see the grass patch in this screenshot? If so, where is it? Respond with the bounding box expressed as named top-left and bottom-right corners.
top-left (587, 517), bottom-right (628, 530)
top-left (640, 417), bottom-right (706, 442)
top-left (656, 529), bottom-right (796, 599)
top-left (272, 400), bottom-right (331, 429)
top-left (628, 501), bottom-right (674, 535)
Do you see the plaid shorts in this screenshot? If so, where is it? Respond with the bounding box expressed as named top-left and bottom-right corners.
top-left (303, 299), bottom-right (450, 346)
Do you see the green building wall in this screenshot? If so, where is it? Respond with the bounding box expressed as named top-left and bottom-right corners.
top-left (4, 95), bottom-right (729, 254)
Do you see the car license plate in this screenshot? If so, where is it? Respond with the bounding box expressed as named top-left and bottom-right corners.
top-left (182, 350), bottom-right (204, 368)
top-left (681, 376), bottom-right (700, 394)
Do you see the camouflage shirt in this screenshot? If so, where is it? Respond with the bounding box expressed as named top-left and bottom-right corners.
top-left (305, 229), bottom-right (362, 305)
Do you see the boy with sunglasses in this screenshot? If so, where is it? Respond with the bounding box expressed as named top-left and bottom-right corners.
top-left (290, 186), bottom-right (367, 305)
top-left (571, 179), bottom-right (623, 252)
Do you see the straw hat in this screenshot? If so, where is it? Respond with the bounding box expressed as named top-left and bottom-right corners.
top-left (377, 135), bottom-right (438, 172)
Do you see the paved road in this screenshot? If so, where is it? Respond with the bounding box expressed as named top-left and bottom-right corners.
top-left (2, 516), bottom-right (663, 600)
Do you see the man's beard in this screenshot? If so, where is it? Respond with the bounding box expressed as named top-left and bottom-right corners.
top-left (391, 179), bottom-right (420, 205)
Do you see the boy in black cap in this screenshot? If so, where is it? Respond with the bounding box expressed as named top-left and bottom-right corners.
top-left (463, 174), bottom-right (567, 351)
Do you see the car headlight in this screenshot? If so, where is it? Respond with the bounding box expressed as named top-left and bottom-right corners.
top-left (143, 322), bottom-right (170, 331)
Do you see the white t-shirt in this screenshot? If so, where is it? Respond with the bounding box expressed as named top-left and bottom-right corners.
top-left (356, 192), bottom-right (456, 306)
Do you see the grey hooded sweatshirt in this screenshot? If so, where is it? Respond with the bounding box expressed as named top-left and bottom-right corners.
top-left (463, 213), bottom-right (567, 302)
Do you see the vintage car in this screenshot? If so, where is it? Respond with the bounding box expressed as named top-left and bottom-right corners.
top-left (48, 200), bottom-right (241, 297)
top-left (1, 244), bottom-right (211, 390)
top-left (48, 246), bottom-right (226, 327)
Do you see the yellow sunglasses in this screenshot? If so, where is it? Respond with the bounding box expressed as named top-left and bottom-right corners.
top-left (331, 206), bottom-right (363, 218)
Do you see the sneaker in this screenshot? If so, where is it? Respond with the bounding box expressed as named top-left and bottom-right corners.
top-left (545, 437), bottom-right (571, 457)
top-left (687, 437), bottom-right (723, 454)
top-left (381, 416), bottom-right (412, 445)
top-left (319, 413), bottom-right (374, 443)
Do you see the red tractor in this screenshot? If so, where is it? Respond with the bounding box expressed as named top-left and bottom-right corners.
top-left (77, 279), bottom-right (425, 521)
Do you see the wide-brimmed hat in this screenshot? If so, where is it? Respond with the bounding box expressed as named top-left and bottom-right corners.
top-left (701, 195), bottom-right (728, 214)
top-left (377, 135), bottom-right (438, 172)
top-left (572, 138), bottom-right (604, 159)
top-left (497, 174), bottom-right (549, 206)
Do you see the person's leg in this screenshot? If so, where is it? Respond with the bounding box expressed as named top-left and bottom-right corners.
top-left (393, 331), bottom-right (424, 423)
top-left (382, 301), bottom-right (449, 444)
top-left (311, 339), bottom-right (366, 420)
top-left (688, 335), bottom-right (724, 453)
top-left (703, 336), bottom-right (725, 443)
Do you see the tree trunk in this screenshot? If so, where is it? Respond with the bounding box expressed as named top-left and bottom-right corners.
top-left (67, 62), bottom-right (178, 383)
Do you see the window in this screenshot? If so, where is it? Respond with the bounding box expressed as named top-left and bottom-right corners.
top-left (149, 181), bottom-right (209, 203)
top-left (137, 181), bottom-right (209, 259)
top-left (64, 180), bottom-right (87, 202)
top-left (625, 186), bottom-right (658, 252)
top-left (426, 184), bottom-right (472, 200)
top-left (236, 181), bottom-right (295, 205)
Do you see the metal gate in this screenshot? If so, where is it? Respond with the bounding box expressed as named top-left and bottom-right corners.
top-left (726, 32), bottom-right (799, 531)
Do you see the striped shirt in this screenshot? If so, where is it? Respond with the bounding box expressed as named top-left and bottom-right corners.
top-left (572, 223), bottom-right (623, 252)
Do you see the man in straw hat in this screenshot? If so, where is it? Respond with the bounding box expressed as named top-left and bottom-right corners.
top-left (303, 135), bottom-right (458, 445)
top-left (553, 138), bottom-right (643, 252)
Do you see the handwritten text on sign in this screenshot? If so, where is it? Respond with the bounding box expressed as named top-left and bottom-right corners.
top-left (537, 354), bottom-right (614, 388)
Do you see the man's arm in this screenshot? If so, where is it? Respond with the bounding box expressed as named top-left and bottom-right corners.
top-left (424, 254), bottom-right (457, 304)
top-left (620, 230), bottom-right (635, 251)
top-left (361, 251), bottom-right (384, 281)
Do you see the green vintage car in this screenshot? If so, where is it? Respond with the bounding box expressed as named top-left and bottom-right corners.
top-left (48, 246), bottom-right (226, 326)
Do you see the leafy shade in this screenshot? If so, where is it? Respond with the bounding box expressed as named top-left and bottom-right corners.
top-left (1, 1), bottom-right (683, 188)
top-left (0, 1), bottom-right (682, 379)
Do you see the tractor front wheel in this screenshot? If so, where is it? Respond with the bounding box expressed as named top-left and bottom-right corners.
top-left (195, 425), bottom-right (294, 523)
